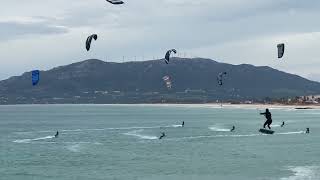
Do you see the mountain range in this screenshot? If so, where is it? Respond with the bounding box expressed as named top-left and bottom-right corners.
top-left (0, 58), bottom-right (319, 104)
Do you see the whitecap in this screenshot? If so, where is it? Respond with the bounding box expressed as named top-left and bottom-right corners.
top-left (13, 135), bottom-right (55, 143)
top-left (281, 166), bottom-right (319, 180)
top-left (66, 144), bottom-right (82, 152)
top-left (276, 131), bottom-right (304, 135)
top-left (171, 125), bottom-right (183, 128)
top-left (167, 133), bottom-right (264, 141)
top-left (209, 126), bottom-right (231, 132)
top-left (123, 130), bottom-right (158, 140)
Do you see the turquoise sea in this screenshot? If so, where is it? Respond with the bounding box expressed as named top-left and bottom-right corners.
top-left (1, 104), bottom-right (319, 180)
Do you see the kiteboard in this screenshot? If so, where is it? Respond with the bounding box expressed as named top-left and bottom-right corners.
top-left (259, 128), bottom-right (274, 134)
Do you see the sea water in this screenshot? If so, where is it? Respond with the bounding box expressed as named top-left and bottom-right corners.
top-left (0, 104), bottom-right (319, 180)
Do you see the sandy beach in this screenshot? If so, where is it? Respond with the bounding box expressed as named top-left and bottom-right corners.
top-left (123, 103), bottom-right (320, 110)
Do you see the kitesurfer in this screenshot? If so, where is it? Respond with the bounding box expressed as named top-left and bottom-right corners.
top-left (260, 109), bottom-right (272, 129)
top-left (281, 121), bottom-right (285, 127)
top-left (306, 128), bottom-right (310, 134)
top-left (159, 132), bottom-right (166, 139)
top-left (54, 131), bottom-right (59, 138)
top-left (182, 121), bottom-right (185, 127)
top-left (230, 126), bottom-right (235, 132)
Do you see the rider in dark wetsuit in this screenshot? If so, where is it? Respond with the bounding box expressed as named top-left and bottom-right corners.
top-left (159, 132), bottom-right (166, 139)
top-left (260, 109), bottom-right (272, 129)
top-left (182, 121), bottom-right (185, 127)
top-left (54, 131), bottom-right (59, 138)
top-left (306, 128), bottom-right (310, 134)
top-left (281, 121), bottom-right (285, 127)
top-left (230, 126), bottom-right (235, 132)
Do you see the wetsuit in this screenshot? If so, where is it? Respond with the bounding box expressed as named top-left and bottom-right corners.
top-left (230, 126), bottom-right (235, 132)
top-left (159, 133), bottom-right (165, 139)
top-left (182, 121), bottom-right (184, 127)
top-left (54, 131), bottom-right (59, 138)
top-left (306, 128), bottom-right (310, 134)
top-left (260, 109), bottom-right (272, 129)
top-left (281, 121), bottom-right (285, 127)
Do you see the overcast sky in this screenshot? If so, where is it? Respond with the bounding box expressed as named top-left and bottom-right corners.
top-left (1, 0), bottom-right (320, 81)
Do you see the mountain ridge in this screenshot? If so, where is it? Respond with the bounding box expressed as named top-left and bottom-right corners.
top-left (0, 58), bottom-right (319, 104)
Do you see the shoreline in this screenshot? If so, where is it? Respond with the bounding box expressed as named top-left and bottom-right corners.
top-left (0, 103), bottom-right (320, 109)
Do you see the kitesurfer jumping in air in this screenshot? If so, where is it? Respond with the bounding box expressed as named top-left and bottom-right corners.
top-left (159, 132), bottom-right (166, 139)
top-left (260, 109), bottom-right (272, 129)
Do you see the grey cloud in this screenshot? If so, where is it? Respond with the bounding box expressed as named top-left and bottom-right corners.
top-left (56, 0), bottom-right (320, 50)
top-left (1, 0), bottom-right (320, 80)
top-left (0, 19), bottom-right (68, 41)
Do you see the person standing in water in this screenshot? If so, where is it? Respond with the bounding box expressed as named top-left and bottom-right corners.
top-left (281, 121), bottom-right (285, 127)
top-left (54, 131), bottom-right (59, 138)
top-left (260, 109), bottom-right (272, 129)
top-left (306, 128), bottom-right (310, 134)
top-left (230, 126), bottom-right (235, 132)
top-left (159, 132), bottom-right (166, 139)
